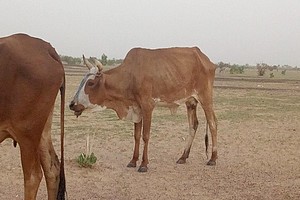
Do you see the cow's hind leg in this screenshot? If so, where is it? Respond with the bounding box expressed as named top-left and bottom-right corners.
top-left (177, 97), bottom-right (199, 164)
top-left (19, 139), bottom-right (43, 200)
top-left (39, 110), bottom-right (60, 200)
top-left (204, 108), bottom-right (218, 165)
top-left (199, 96), bottom-right (218, 166)
top-left (127, 121), bottom-right (142, 168)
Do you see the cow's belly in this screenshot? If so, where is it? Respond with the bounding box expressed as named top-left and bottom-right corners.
top-left (123, 93), bottom-right (199, 123)
top-left (154, 93), bottom-right (199, 114)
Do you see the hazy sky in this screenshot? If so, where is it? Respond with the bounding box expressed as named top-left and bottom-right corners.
top-left (1, 0), bottom-right (299, 66)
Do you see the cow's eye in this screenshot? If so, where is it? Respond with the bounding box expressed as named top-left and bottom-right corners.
top-left (87, 80), bottom-right (94, 87)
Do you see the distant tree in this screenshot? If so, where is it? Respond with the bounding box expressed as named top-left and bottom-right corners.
top-left (229, 64), bottom-right (244, 74)
top-left (216, 62), bottom-right (230, 73)
top-left (101, 53), bottom-right (108, 66)
top-left (256, 63), bottom-right (269, 76)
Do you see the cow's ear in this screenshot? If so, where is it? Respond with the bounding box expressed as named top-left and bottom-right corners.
top-left (96, 72), bottom-right (103, 77)
top-left (94, 59), bottom-right (104, 72)
top-left (83, 54), bottom-right (95, 70)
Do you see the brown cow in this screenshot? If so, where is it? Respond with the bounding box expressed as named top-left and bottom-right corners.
top-left (70, 47), bottom-right (217, 172)
top-left (0, 34), bottom-right (66, 199)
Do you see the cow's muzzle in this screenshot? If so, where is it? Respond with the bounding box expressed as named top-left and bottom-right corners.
top-left (69, 101), bottom-right (85, 117)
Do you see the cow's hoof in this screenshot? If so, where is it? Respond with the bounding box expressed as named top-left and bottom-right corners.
top-left (138, 166), bottom-right (148, 172)
top-left (127, 162), bottom-right (136, 168)
top-left (207, 160), bottom-right (216, 166)
top-left (176, 158), bottom-right (186, 164)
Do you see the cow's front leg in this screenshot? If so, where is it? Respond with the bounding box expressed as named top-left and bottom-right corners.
top-left (127, 121), bottom-right (142, 168)
top-left (138, 111), bottom-right (153, 172)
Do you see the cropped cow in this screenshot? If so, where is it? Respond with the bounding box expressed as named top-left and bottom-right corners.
top-left (70, 47), bottom-right (217, 172)
top-left (0, 34), bottom-right (66, 199)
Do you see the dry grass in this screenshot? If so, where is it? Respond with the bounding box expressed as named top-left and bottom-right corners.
top-left (0, 67), bottom-right (300, 199)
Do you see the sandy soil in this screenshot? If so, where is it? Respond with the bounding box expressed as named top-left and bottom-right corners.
top-left (0, 72), bottom-right (300, 200)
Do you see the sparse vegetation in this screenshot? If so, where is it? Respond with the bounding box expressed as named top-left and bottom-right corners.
top-left (60, 54), bottom-right (123, 66)
top-left (76, 153), bottom-right (97, 168)
top-left (229, 65), bottom-right (245, 74)
top-left (216, 62), bottom-right (230, 73)
top-left (76, 133), bottom-right (98, 168)
top-left (215, 62), bottom-right (297, 79)
top-left (256, 63), bottom-right (268, 76)
top-left (60, 55), bottom-right (82, 65)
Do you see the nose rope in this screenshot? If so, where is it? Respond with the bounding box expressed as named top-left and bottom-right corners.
top-left (73, 72), bottom-right (96, 102)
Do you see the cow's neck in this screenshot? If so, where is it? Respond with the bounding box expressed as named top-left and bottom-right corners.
top-left (102, 67), bottom-right (135, 120)
top-left (104, 66), bottom-right (131, 101)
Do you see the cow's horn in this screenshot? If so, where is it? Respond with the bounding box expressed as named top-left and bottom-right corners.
top-left (93, 59), bottom-right (104, 72)
top-left (82, 55), bottom-right (95, 70)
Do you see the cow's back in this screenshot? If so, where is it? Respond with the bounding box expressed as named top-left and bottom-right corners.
top-left (121, 47), bottom-right (216, 101)
top-left (0, 34), bottom-right (64, 130)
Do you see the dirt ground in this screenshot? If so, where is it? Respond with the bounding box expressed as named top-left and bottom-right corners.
top-left (1, 69), bottom-right (300, 200)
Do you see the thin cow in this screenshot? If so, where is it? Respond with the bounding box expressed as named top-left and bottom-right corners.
top-left (69, 47), bottom-right (218, 172)
top-left (0, 34), bottom-right (66, 199)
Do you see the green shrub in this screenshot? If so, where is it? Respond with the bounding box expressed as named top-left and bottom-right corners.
top-left (77, 153), bottom-right (97, 168)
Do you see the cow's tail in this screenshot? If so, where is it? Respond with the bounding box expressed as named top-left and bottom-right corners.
top-left (205, 122), bottom-right (209, 159)
top-left (57, 76), bottom-right (66, 200)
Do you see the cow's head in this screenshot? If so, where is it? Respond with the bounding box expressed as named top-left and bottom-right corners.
top-left (69, 55), bottom-right (106, 117)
